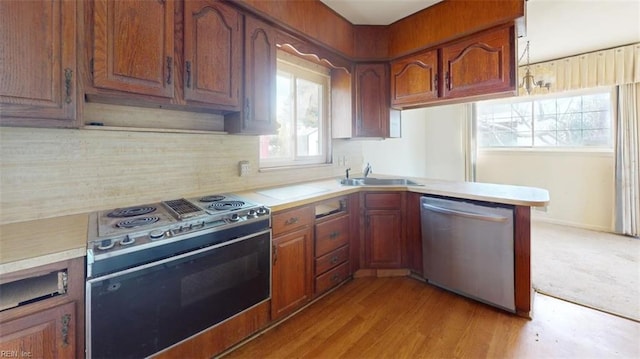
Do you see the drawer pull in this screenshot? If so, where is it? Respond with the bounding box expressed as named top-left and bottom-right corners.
top-left (329, 231), bottom-right (340, 239)
top-left (330, 256), bottom-right (339, 264)
top-left (285, 217), bottom-right (299, 225)
top-left (331, 274), bottom-right (341, 282)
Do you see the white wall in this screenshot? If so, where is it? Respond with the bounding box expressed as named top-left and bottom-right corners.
top-left (361, 104), bottom-right (468, 181)
top-left (477, 150), bottom-right (615, 232)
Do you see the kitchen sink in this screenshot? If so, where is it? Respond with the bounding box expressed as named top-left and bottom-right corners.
top-left (339, 177), bottom-right (422, 186)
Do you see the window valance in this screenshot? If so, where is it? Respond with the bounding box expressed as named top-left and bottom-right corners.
top-left (518, 43), bottom-right (640, 96)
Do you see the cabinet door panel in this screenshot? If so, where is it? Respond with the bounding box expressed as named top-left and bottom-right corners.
top-left (93, 0), bottom-right (174, 98)
top-left (0, 0), bottom-right (76, 126)
top-left (271, 227), bottom-right (313, 320)
top-left (365, 210), bottom-right (402, 268)
top-left (441, 26), bottom-right (514, 99)
top-left (0, 302), bottom-right (75, 359)
top-left (354, 63), bottom-right (388, 137)
top-left (391, 50), bottom-right (438, 107)
top-left (242, 16), bottom-right (278, 134)
top-left (184, 0), bottom-right (241, 107)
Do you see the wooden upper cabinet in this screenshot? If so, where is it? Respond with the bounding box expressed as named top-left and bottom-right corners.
top-left (0, 0), bottom-right (77, 127)
top-left (390, 49), bottom-right (438, 108)
top-left (441, 25), bottom-right (515, 99)
top-left (184, 0), bottom-right (242, 108)
top-left (354, 63), bottom-right (391, 138)
top-left (93, 0), bottom-right (175, 98)
top-left (239, 15), bottom-right (278, 134)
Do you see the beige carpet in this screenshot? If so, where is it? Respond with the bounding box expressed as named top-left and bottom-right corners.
top-left (531, 221), bottom-right (640, 322)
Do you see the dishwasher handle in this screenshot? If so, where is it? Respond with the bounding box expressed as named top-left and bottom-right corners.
top-left (422, 203), bottom-right (509, 223)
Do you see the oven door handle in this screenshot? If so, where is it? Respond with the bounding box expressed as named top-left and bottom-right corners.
top-left (87, 229), bottom-right (271, 282)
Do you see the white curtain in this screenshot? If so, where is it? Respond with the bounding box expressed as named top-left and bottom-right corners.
top-left (615, 83), bottom-right (640, 238)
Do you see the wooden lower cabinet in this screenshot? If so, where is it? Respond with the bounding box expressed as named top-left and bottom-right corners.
top-left (363, 192), bottom-right (406, 269)
top-left (405, 192), bottom-right (423, 275)
top-left (0, 302), bottom-right (76, 359)
top-left (271, 206), bottom-right (314, 321)
top-left (314, 212), bottom-right (351, 295)
top-left (0, 258), bottom-right (84, 359)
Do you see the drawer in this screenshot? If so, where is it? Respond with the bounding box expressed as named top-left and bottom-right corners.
top-left (272, 205), bottom-right (314, 236)
top-left (315, 261), bottom-right (349, 295)
top-left (315, 214), bottom-right (350, 257)
top-left (365, 192), bottom-right (402, 209)
top-left (315, 245), bottom-right (349, 275)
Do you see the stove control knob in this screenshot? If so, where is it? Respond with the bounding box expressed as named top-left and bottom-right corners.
top-left (97, 239), bottom-right (115, 251)
top-left (150, 229), bottom-right (165, 240)
top-left (247, 209), bottom-right (257, 218)
top-left (120, 236), bottom-right (135, 246)
top-left (257, 207), bottom-right (268, 216)
top-left (229, 213), bottom-right (240, 222)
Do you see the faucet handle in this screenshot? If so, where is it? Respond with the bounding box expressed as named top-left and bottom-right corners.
top-left (364, 162), bottom-right (372, 177)
top-left (345, 168), bottom-right (351, 179)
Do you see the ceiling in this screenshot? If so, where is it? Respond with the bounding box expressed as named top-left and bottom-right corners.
top-left (319, 0), bottom-right (640, 64)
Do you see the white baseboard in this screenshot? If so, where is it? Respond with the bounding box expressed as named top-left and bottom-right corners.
top-left (531, 214), bottom-right (613, 233)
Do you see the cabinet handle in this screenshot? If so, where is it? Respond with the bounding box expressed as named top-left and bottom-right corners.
top-left (61, 314), bottom-right (71, 346)
top-left (64, 68), bottom-right (73, 104)
top-left (272, 244), bottom-right (277, 264)
top-left (331, 274), bottom-right (340, 282)
top-left (166, 56), bottom-right (173, 84)
top-left (445, 72), bottom-right (451, 91)
top-left (285, 217), bottom-right (299, 225)
top-left (433, 73), bottom-right (438, 93)
top-left (329, 231), bottom-right (340, 239)
top-left (330, 256), bottom-right (339, 264)
top-left (244, 98), bottom-right (251, 123)
top-left (186, 61), bottom-right (192, 88)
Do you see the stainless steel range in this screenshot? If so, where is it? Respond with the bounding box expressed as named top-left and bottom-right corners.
top-left (86, 193), bottom-right (271, 358)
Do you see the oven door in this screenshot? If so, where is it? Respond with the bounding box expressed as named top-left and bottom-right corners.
top-left (86, 230), bottom-right (271, 359)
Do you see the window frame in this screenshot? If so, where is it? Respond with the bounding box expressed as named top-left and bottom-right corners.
top-left (474, 87), bottom-right (616, 151)
top-left (259, 52), bottom-right (331, 169)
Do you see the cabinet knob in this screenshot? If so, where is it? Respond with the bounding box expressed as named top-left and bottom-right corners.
top-left (329, 231), bottom-right (340, 239)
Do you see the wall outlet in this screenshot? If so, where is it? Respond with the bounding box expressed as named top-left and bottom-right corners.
top-left (239, 161), bottom-right (250, 177)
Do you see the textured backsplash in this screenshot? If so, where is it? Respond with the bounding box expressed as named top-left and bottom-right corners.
top-left (0, 123), bottom-right (362, 225)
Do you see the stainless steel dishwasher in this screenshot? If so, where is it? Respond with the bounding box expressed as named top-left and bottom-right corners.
top-left (421, 196), bottom-right (515, 312)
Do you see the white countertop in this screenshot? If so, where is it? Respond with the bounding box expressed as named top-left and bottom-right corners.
top-left (0, 176), bottom-right (549, 274)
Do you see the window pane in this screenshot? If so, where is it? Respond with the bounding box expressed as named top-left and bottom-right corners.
top-left (478, 89), bottom-right (612, 149)
top-left (295, 78), bottom-right (321, 157)
top-left (259, 73), bottom-right (294, 160)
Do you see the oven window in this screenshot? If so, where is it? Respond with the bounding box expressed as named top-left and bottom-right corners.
top-left (87, 232), bottom-right (270, 359)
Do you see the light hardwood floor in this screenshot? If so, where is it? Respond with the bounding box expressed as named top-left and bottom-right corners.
top-left (222, 277), bottom-right (640, 358)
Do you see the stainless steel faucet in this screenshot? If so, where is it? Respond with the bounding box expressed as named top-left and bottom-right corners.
top-left (364, 162), bottom-right (372, 178)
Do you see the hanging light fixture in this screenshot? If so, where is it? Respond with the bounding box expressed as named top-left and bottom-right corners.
top-left (519, 41), bottom-right (551, 95)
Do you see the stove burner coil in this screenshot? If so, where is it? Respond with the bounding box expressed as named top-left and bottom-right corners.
top-left (199, 195), bottom-right (225, 202)
top-left (107, 206), bottom-right (156, 218)
top-left (208, 201), bottom-right (244, 211)
top-left (116, 216), bottom-right (160, 229)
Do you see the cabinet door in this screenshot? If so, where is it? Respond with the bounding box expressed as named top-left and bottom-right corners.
top-left (390, 49), bottom-right (438, 108)
top-left (365, 209), bottom-right (403, 268)
top-left (184, 0), bottom-right (241, 108)
top-left (241, 15), bottom-right (278, 134)
top-left (354, 63), bottom-right (389, 138)
top-left (441, 25), bottom-right (515, 99)
top-left (93, 0), bottom-right (175, 98)
top-left (271, 227), bottom-right (313, 320)
top-left (0, 0), bottom-right (76, 127)
top-left (0, 302), bottom-right (75, 359)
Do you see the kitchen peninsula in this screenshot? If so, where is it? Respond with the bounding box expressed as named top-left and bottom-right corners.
top-left (0, 175), bottom-right (548, 358)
